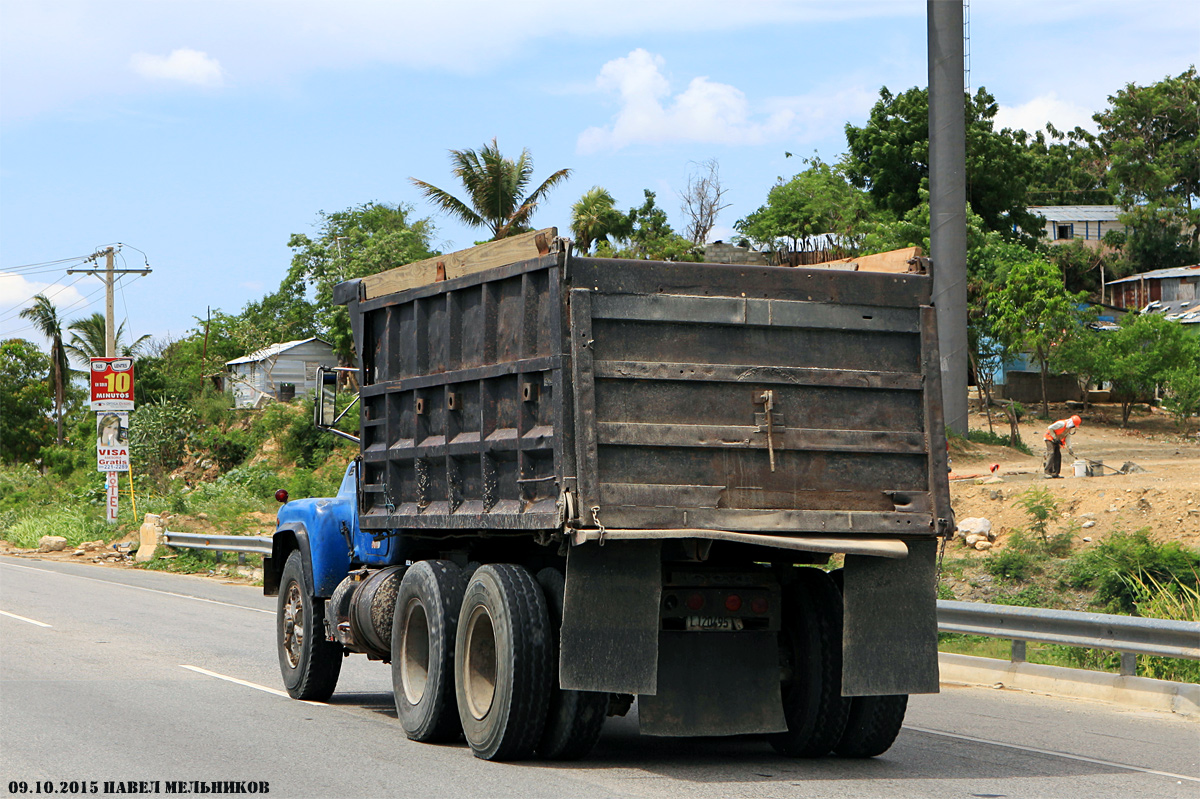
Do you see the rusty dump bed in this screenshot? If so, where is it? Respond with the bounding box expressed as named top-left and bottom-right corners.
top-left (340, 246), bottom-right (953, 552)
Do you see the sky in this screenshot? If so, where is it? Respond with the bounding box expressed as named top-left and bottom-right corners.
top-left (1, 0), bottom-right (1197, 355)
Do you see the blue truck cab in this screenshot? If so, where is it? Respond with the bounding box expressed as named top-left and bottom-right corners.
top-left (265, 460), bottom-right (400, 598)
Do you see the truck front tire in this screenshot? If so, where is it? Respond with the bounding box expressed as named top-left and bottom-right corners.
top-left (455, 564), bottom-right (552, 761)
top-left (392, 560), bottom-right (464, 742)
top-left (277, 550), bottom-right (342, 701)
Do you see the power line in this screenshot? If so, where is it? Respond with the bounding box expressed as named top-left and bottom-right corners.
top-left (1, 254), bottom-right (95, 272)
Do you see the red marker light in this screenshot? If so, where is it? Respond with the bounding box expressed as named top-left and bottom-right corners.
top-left (751, 597), bottom-right (769, 614)
top-left (725, 594), bottom-right (742, 612)
top-left (685, 592), bottom-right (705, 611)
top-left (275, 489), bottom-right (289, 503)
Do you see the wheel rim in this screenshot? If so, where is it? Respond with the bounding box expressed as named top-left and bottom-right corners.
top-left (400, 598), bottom-right (429, 705)
top-left (462, 604), bottom-right (497, 720)
top-left (283, 582), bottom-right (304, 669)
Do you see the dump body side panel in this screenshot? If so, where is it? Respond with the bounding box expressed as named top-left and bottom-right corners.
top-left (565, 257), bottom-right (952, 543)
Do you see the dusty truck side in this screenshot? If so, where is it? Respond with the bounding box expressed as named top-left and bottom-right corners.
top-left (263, 229), bottom-right (954, 761)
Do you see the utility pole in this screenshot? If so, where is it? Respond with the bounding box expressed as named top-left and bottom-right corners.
top-left (104, 247), bottom-right (116, 357)
top-left (67, 245), bottom-right (152, 356)
top-left (928, 0), bottom-right (969, 435)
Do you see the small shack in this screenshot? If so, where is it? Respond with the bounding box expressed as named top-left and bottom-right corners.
top-left (225, 337), bottom-right (338, 409)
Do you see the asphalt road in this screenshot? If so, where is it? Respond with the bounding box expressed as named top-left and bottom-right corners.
top-left (2, 555), bottom-right (1197, 799)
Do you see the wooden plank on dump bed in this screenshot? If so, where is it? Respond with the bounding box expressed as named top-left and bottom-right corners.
top-left (360, 227), bottom-right (557, 299)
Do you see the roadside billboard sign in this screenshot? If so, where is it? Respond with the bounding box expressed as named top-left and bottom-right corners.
top-left (90, 357), bottom-right (135, 411)
top-left (96, 411), bottom-right (130, 472)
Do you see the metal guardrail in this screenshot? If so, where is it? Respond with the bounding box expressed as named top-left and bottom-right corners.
top-left (163, 532), bottom-right (272, 556)
top-left (937, 599), bottom-right (1200, 675)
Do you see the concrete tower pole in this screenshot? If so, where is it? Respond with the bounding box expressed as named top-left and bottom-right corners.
top-left (928, 0), bottom-right (969, 435)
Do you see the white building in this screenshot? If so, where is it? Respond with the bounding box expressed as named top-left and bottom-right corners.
top-left (225, 337), bottom-right (338, 409)
top-left (1028, 205), bottom-right (1124, 246)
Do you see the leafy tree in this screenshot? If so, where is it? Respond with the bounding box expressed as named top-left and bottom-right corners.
top-left (1101, 313), bottom-right (1200, 427)
top-left (1118, 204), bottom-right (1200, 272)
top-left (598, 190), bottom-right (702, 262)
top-left (63, 313), bottom-right (150, 365)
top-left (1044, 239), bottom-right (1132, 297)
top-left (735, 157), bottom-right (872, 261)
top-left (287, 202), bottom-right (436, 360)
top-left (1094, 67), bottom-right (1200, 271)
top-left (1051, 324), bottom-right (1108, 412)
top-left (18, 294), bottom-right (69, 445)
top-left (1163, 365), bottom-right (1200, 435)
top-left (986, 256), bottom-right (1092, 417)
top-left (570, 187), bottom-right (630, 253)
top-left (1017, 123), bottom-right (1112, 206)
top-left (1095, 67), bottom-right (1199, 236)
top-left (0, 339), bottom-right (54, 463)
top-left (410, 139), bottom-right (571, 240)
top-left (843, 86), bottom-right (1041, 241)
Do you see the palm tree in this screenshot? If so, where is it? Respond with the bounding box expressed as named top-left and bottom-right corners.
top-left (570, 186), bottom-right (630, 253)
top-left (410, 139), bottom-right (571, 240)
top-left (19, 294), bottom-right (69, 445)
top-left (64, 313), bottom-right (150, 364)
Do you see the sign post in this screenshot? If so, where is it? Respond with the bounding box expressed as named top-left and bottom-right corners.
top-left (92, 358), bottom-right (135, 523)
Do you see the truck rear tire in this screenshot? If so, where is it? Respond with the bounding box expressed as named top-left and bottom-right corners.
top-left (277, 550), bottom-right (342, 701)
top-left (534, 568), bottom-right (607, 760)
top-left (455, 564), bottom-right (552, 761)
top-left (769, 567), bottom-right (849, 758)
top-left (834, 694), bottom-right (908, 757)
top-left (392, 560), bottom-right (464, 742)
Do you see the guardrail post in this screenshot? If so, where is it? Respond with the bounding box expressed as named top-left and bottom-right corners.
top-left (1119, 652), bottom-right (1137, 677)
top-left (1011, 640), bottom-right (1026, 663)
top-left (135, 514), bottom-right (166, 562)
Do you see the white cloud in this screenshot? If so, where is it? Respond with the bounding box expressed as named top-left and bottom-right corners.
top-left (0, 274), bottom-right (88, 337)
top-left (130, 48), bottom-right (224, 87)
top-left (994, 92), bottom-right (1098, 135)
top-left (578, 50), bottom-right (873, 153)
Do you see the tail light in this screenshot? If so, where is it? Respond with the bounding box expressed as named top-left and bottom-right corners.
top-left (724, 594), bottom-right (742, 612)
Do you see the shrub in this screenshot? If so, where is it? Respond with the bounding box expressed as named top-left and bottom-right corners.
top-left (1064, 530), bottom-right (1200, 613)
top-left (129, 397), bottom-right (198, 477)
top-left (984, 548), bottom-right (1038, 582)
top-left (195, 427), bottom-right (251, 471)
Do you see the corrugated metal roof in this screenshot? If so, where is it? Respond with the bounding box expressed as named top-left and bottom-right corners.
top-left (226, 337), bottom-right (332, 365)
top-left (1027, 205), bottom-right (1123, 222)
top-left (1141, 299), bottom-right (1200, 323)
top-left (1107, 264), bottom-right (1200, 286)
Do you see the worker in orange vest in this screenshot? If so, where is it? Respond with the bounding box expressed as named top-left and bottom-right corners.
top-left (1044, 415), bottom-right (1082, 478)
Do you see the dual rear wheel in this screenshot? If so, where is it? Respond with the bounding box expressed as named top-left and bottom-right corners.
top-left (391, 561), bottom-right (607, 761)
top-left (771, 567), bottom-right (908, 759)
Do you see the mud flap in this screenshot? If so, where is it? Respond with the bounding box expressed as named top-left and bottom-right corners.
top-left (560, 540), bottom-right (661, 694)
top-left (842, 538), bottom-right (940, 696)
top-left (638, 631), bottom-right (787, 736)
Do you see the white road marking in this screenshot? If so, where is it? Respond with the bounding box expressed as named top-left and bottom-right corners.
top-left (180, 665), bottom-right (325, 706)
top-left (906, 725), bottom-right (1200, 782)
top-left (0, 559), bottom-right (273, 614)
top-left (0, 609), bottom-right (52, 627)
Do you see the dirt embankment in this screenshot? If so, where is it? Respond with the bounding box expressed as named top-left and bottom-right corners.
top-left (949, 404), bottom-right (1200, 552)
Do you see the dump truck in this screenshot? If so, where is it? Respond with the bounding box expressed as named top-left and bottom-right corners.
top-left (264, 229), bottom-right (954, 761)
